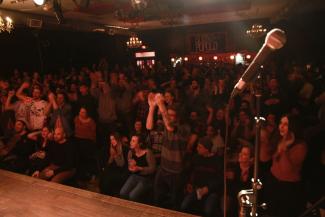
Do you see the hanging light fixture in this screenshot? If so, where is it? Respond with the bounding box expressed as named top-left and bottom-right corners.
top-left (0, 16), bottom-right (14, 33)
top-left (246, 24), bottom-right (267, 38)
top-left (33, 0), bottom-right (46, 6)
top-left (126, 35), bottom-right (142, 48)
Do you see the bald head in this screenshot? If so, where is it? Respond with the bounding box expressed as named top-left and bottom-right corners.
top-left (54, 127), bottom-right (66, 143)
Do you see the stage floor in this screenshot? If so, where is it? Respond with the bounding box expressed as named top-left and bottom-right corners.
top-left (0, 169), bottom-right (197, 217)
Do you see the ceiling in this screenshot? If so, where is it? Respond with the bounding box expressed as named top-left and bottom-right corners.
top-left (0, 0), bottom-right (324, 33)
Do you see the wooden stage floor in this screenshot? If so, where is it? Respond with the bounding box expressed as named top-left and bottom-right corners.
top-left (0, 169), bottom-right (197, 217)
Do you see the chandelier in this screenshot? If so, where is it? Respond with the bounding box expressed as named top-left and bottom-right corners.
top-left (126, 35), bottom-right (142, 48)
top-left (246, 24), bottom-right (267, 38)
top-left (130, 0), bottom-right (148, 10)
top-left (0, 16), bottom-right (14, 33)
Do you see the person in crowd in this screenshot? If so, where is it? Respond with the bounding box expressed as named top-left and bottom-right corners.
top-left (147, 93), bottom-right (190, 210)
top-left (133, 88), bottom-right (149, 123)
top-left (146, 119), bottom-right (164, 165)
top-left (131, 119), bottom-right (148, 140)
top-left (1, 89), bottom-right (16, 138)
top-left (185, 79), bottom-right (206, 115)
top-left (262, 78), bottom-right (287, 118)
top-left (74, 106), bottom-right (97, 179)
top-left (48, 92), bottom-right (73, 137)
top-left (226, 145), bottom-right (254, 217)
top-left (261, 114), bottom-right (307, 217)
top-left (16, 82), bottom-right (51, 131)
top-left (164, 89), bottom-right (180, 110)
top-left (100, 132), bottom-right (129, 196)
top-left (76, 82), bottom-right (97, 120)
top-left (90, 73), bottom-right (118, 147)
top-left (116, 72), bottom-right (134, 135)
top-left (210, 78), bottom-right (229, 108)
top-left (181, 136), bottom-right (223, 217)
top-left (206, 125), bottom-right (225, 156)
top-left (119, 134), bottom-right (156, 202)
top-left (32, 127), bottom-right (75, 183)
top-left (0, 119), bottom-right (34, 173)
top-left (230, 109), bottom-right (254, 151)
top-left (5, 89), bottom-right (28, 125)
top-left (27, 126), bottom-right (53, 174)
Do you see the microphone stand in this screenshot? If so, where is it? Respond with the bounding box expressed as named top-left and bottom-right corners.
top-left (251, 73), bottom-right (264, 217)
top-left (237, 74), bottom-right (265, 217)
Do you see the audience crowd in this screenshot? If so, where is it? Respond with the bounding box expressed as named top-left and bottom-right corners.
top-left (0, 58), bottom-right (324, 217)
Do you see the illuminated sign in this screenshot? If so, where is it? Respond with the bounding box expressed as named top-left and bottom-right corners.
top-left (135, 52), bottom-right (155, 58)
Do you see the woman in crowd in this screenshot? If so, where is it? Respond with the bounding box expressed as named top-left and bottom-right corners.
top-left (262, 114), bottom-right (307, 217)
top-left (99, 132), bottom-right (129, 196)
top-left (74, 106), bottom-right (97, 179)
top-left (27, 126), bottom-right (53, 174)
top-left (120, 134), bottom-right (156, 202)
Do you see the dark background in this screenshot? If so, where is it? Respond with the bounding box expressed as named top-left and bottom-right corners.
top-left (0, 10), bottom-right (324, 75)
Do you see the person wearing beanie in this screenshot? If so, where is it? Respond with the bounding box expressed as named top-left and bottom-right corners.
top-left (181, 136), bottom-right (223, 217)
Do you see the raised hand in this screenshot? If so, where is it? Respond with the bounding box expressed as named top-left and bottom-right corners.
top-left (21, 82), bottom-right (30, 89)
top-left (148, 92), bottom-right (156, 107)
top-left (155, 93), bottom-right (165, 106)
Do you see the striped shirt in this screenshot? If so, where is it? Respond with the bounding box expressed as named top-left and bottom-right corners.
top-left (160, 124), bottom-right (190, 174)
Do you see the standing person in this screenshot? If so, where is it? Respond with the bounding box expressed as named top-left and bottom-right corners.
top-left (90, 77), bottom-right (117, 148)
top-left (74, 107), bottom-right (97, 179)
top-left (146, 93), bottom-right (190, 210)
top-left (16, 82), bottom-right (51, 131)
top-left (262, 114), bottom-right (307, 217)
top-left (76, 82), bottom-right (97, 121)
top-left (119, 135), bottom-right (156, 202)
top-left (48, 92), bottom-right (73, 137)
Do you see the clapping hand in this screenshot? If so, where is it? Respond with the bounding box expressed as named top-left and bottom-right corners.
top-left (155, 93), bottom-right (165, 106)
top-left (148, 92), bottom-right (156, 107)
top-left (48, 92), bottom-right (56, 102)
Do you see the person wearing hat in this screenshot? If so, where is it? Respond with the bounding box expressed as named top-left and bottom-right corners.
top-left (181, 136), bottom-right (223, 217)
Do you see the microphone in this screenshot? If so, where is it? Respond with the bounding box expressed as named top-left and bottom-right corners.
top-left (230, 28), bottom-right (287, 98)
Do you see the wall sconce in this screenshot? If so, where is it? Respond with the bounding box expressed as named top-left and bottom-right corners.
top-left (0, 16), bottom-right (14, 33)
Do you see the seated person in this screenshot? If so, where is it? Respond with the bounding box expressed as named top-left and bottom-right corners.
top-left (181, 137), bottom-right (223, 217)
top-left (120, 134), bottom-right (156, 202)
top-left (0, 119), bottom-right (34, 174)
top-left (27, 126), bottom-right (53, 175)
top-left (99, 132), bottom-right (129, 196)
top-left (32, 127), bottom-right (76, 183)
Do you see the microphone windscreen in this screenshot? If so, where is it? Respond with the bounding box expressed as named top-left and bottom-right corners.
top-left (265, 28), bottom-right (287, 50)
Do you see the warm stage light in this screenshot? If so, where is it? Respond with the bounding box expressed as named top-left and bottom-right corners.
top-left (230, 55), bottom-right (235, 60)
top-left (184, 57), bottom-right (188, 61)
top-left (213, 56), bottom-right (218, 60)
top-left (171, 58), bottom-right (175, 62)
top-left (33, 0), bottom-right (46, 6)
top-left (246, 54), bottom-right (251, 59)
top-left (198, 56), bottom-right (203, 61)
